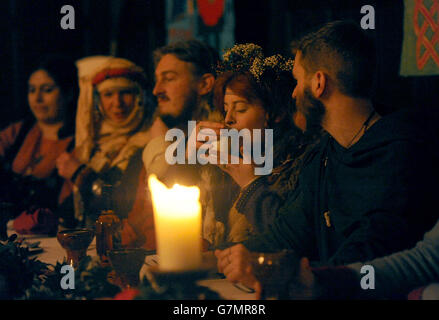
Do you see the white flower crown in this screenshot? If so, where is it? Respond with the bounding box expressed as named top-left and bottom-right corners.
top-left (217, 43), bottom-right (294, 82)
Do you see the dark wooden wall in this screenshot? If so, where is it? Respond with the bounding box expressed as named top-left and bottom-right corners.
top-left (0, 0), bottom-right (165, 128)
top-left (234, 0), bottom-right (439, 117)
top-left (1, 0), bottom-right (438, 129)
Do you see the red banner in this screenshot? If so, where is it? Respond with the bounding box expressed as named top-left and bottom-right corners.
top-left (197, 0), bottom-right (225, 27)
top-left (413, 0), bottom-right (439, 70)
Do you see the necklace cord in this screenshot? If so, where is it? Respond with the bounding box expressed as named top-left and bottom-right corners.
top-left (346, 110), bottom-right (376, 148)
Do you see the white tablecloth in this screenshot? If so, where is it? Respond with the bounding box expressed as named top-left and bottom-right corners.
top-left (7, 221), bottom-right (96, 265)
top-left (7, 222), bottom-right (256, 300)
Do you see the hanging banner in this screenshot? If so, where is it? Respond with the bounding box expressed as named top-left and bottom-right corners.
top-left (166, 0), bottom-right (196, 43)
top-left (165, 0), bottom-right (234, 53)
top-left (400, 0), bottom-right (439, 76)
top-left (197, 0), bottom-right (225, 27)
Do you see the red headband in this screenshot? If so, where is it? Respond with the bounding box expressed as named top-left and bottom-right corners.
top-left (92, 68), bottom-right (144, 86)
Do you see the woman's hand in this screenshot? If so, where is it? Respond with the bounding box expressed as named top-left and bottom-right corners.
top-left (189, 121), bottom-right (257, 187)
top-left (56, 152), bottom-right (82, 180)
top-left (218, 142), bottom-right (257, 188)
top-left (187, 121), bottom-right (225, 161)
top-left (219, 161), bottom-right (257, 188)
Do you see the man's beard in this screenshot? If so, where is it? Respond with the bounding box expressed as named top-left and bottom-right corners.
top-left (298, 86), bottom-right (326, 136)
top-left (159, 91), bottom-right (198, 129)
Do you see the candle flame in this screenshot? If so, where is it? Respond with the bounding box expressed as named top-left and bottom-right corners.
top-left (148, 174), bottom-right (201, 218)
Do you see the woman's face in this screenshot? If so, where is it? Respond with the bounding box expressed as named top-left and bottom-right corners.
top-left (99, 87), bottom-right (137, 123)
top-left (223, 88), bottom-right (267, 131)
top-left (28, 69), bottom-right (66, 124)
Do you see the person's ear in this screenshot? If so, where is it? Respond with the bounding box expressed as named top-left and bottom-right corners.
top-left (197, 73), bottom-right (215, 96)
top-left (311, 71), bottom-right (327, 98)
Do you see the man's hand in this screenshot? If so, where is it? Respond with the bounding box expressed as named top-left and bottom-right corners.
top-left (56, 152), bottom-right (82, 180)
top-left (216, 246), bottom-right (319, 299)
top-left (214, 244), bottom-right (262, 298)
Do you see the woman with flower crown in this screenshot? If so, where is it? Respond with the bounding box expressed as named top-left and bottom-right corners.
top-left (199, 44), bottom-right (318, 248)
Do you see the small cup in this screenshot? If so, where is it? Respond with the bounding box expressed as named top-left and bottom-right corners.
top-left (108, 248), bottom-right (150, 289)
top-left (57, 228), bottom-right (95, 268)
top-left (251, 250), bottom-right (300, 299)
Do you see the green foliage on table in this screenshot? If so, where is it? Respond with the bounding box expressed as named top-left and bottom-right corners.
top-left (0, 234), bottom-right (121, 300)
top-left (134, 276), bottom-right (221, 300)
top-left (0, 234), bottom-right (49, 299)
top-left (1, 234), bottom-right (221, 300)
top-left (23, 256), bottom-right (121, 300)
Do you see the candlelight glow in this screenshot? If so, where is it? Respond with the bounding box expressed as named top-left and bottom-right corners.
top-left (148, 174), bottom-right (202, 271)
top-left (148, 174), bottom-right (201, 219)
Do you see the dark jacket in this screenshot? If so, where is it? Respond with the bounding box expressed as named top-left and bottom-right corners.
top-left (244, 108), bottom-right (439, 266)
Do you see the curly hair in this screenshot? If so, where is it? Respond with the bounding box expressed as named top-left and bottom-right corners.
top-left (213, 43), bottom-right (297, 132)
top-left (213, 70), bottom-right (297, 132)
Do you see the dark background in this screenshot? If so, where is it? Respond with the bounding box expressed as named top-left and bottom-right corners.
top-left (1, 0), bottom-right (438, 129)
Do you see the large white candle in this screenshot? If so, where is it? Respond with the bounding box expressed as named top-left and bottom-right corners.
top-left (148, 174), bottom-right (202, 271)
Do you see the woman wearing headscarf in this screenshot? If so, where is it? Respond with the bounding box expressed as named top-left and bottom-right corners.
top-left (56, 56), bottom-right (155, 228)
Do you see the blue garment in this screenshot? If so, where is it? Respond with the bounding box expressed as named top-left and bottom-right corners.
top-left (349, 219), bottom-right (439, 299)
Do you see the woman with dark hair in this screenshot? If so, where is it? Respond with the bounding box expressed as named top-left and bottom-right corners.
top-left (200, 44), bottom-right (317, 248)
top-left (0, 55), bottom-right (79, 236)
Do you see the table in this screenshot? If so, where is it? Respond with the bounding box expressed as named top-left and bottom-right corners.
top-left (6, 222), bottom-right (256, 300)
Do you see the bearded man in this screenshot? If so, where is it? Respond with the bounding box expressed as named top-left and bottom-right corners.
top-left (121, 40), bottom-right (222, 249)
top-left (142, 40), bottom-right (221, 183)
top-left (214, 20), bottom-right (439, 295)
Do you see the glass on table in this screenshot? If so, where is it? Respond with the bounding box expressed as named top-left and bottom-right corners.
top-left (251, 249), bottom-right (300, 299)
top-left (57, 228), bottom-right (95, 268)
top-left (108, 248), bottom-right (150, 289)
top-left (95, 210), bottom-right (121, 266)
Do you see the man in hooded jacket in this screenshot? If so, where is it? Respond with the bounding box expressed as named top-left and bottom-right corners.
top-left (214, 21), bottom-right (439, 292)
